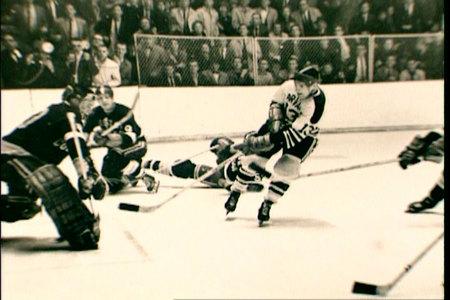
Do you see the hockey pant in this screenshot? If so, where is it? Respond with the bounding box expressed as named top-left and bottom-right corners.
top-left (1, 145), bottom-right (98, 249)
top-left (102, 142), bottom-right (147, 194)
top-left (231, 133), bottom-right (318, 204)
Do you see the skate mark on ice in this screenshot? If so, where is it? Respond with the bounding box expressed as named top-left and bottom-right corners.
top-left (225, 216), bottom-right (334, 228)
top-left (122, 229), bottom-right (151, 260)
top-left (1, 237), bottom-right (72, 252)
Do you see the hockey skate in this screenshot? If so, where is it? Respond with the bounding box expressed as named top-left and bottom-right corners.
top-left (258, 200), bottom-right (273, 226)
top-left (142, 174), bottom-right (160, 193)
top-left (405, 197), bottom-right (440, 213)
top-left (225, 191), bottom-right (240, 215)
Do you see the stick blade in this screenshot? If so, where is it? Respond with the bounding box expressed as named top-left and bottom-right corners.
top-left (352, 281), bottom-right (378, 295)
top-left (118, 203), bottom-right (140, 212)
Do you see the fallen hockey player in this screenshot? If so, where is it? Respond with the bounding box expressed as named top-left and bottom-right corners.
top-left (143, 136), bottom-right (264, 192)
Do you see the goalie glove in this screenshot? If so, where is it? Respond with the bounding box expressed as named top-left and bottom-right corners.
top-left (78, 174), bottom-right (107, 200)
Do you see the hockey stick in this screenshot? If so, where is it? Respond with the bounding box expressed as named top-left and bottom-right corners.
top-left (66, 112), bottom-right (96, 214)
top-left (352, 231), bottom-right (444, 296)
top-left (249, 158), bottom-right (400, 180)
top-left (118, 151), bottom-right (242, 213)
top-left (100, 90), bottom-right (140, 137)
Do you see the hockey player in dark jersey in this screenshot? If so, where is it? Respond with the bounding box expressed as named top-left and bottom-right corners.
top-left (83, 85), bottom-right (158, 194)
top-left (143, 137), bottom-right (264, 192)
top-left (1, 86), bottom-right (107, 250)
top-left (224, 66), bottom-right (326, 225)
top-left (398, 130), bottom-right (444, 213)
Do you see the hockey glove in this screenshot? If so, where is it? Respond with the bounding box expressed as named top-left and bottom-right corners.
top-left (78, 174), bottom-right (107, 200)
top-left (241, 133), bottom-right (274, 154)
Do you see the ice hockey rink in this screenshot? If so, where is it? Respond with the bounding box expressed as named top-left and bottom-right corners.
top-left (1, 129), bottom-right (444, 300)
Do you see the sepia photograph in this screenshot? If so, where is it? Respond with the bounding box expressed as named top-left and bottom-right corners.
top-left (1, 0), bottom-right (444, 299)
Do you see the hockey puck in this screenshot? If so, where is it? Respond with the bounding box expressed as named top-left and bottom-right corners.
top-left (118, 203), bottom-right (140, 212)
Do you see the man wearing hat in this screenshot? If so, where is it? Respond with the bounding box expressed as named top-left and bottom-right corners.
top-left (224, 65), bottom-right (326, 225)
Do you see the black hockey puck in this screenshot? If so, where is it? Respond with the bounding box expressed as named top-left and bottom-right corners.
top-left (118, 203), bottom-right (140, 212)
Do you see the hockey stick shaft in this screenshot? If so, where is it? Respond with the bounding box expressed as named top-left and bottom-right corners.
top-left (101, 90), bottom-right (140, 137)
top-left (388, 230), bottom-right (444, 288)
top-left (119, 150), bottom-right (242, 213)
top-left (298, 158), bottom-right (399, 179)
top-left (67, 112), bottom-right (95, 213)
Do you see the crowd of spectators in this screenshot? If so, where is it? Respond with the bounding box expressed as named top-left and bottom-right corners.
top-left (0, 0), bottom-right (444, 88)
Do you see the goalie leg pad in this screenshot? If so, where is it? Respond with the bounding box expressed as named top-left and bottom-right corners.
top-left (25, 164), bottom-right (99, 249)
top-left (171, 159), bottom-right (197, 179)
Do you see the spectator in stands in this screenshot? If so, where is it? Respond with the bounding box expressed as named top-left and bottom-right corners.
top-left (374, 38), bottom-right (397, 69)
top-left (320, 62), bottom-right (343, 83)
top-left (121, 0), bottom-right (141, 44)
top-left (167, 39), bottom-right (188, 73)
top-left (255, 58), bottom-right (273, 85)
top-left (227, 57), bottom-right (254, 85)
top-left (231, 0), bottom-right (254, 32)
top-left (212, 37), bottom-right (235, 71)
top-left (182, 60), bottom-right (209, 86)
top-left (270, 59), bottom-right (287, 84)
top-left (267, 22), bottom-right (288, 63)
top-left (311, 38), bottom-right (340, 72)
top-left (420, 35), bottom-right (443, 79)
top-left (229, 24), bottom-right (262, 68)
top-left (271, 0), bottom-right (299, 17)
top-left (11, 0), bottom-right (48, 43)
top-left (292, 0), bottom-right (322, 36)
top-left (1, 33), bottom-right (27, 88)
top-left (248, 12), bottom-right (269, 37)
top-left (140, 0), bottom-right (154, 21)
top-left (332, 24), bottom-right (351, 63)
top-left (41, 0), bottom-right (66, 26)
top-left (196, 43), bottom-right (215, 72)
top-left (285, 55), bottom-right (299, 79)
top-left (136, 17), bottom-right (153, 33)
top-left (201, 61), bottom-right (230, 85)
top-left (317, 0), bottom-right (346, 32)
top-left (158, 64), bottom-right (183, 86)
top-left (67, 38), bottom-right (98, 88)
top-left (95, 4), bottom-right (127, 50)
top-left (191, 20), bottom-right (207, 36)
top-left (170, 0), bottom-right (197, 34)
top-left (372, 9), bottom-right (395, 34)
top-left (348, 1), bottom-right (376, 34)
top-left (217, 3), bottom-right (234, 36)
top-left (255, 0), bottom-right (278, 33)
top-left (196, 0), bottom-right (220, 36)
top-left (280, 24), bottom-right (302, 68)
top-left (278, 6), bottom-right (298, 34)
top-left (139, 38), bottom-right (169, 85)
top-left (53, 3), bottom-right (89, 45)
top-left (399, 58), bottom-right (425, 81)
top-left (113, 42), bottom-right (133, 85)
top-left (22, 41), bottom-right (66, 88)
top-left (151, 0), bottom-right (171, 34)
top-left (350, 43), bottom-right (369, 83)
top-left (316, 18), bottom-right (328, 35)
top-left (93, 44), bottom-right (121, 86)
top-left (374, 54), bottom-right (399, 82)
top-left (91, 33), bottom-right (107, 52)
top-left (394, 0), bottom-right (424, 33)
top-left (73, 0), bottom-right (101, 34)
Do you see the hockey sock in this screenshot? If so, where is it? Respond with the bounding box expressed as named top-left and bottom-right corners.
top-left (266, 180), bottom-right (290, 203)
top-left (231, 166), bottom-right (258, 193)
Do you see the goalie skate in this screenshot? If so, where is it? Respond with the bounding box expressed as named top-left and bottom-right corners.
top-left (142, 174), bottom-right (160, 193)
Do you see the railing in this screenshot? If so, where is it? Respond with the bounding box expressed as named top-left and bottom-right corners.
top-left (134, 32), bottom-right (444, 87)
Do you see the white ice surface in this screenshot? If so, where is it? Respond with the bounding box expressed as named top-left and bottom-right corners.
top-left (1, 131), bottom-right (444, 300)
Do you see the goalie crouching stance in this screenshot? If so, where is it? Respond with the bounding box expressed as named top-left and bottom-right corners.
top-left (225, 66), bottom-right (326, 225)
top-left (1, 86), bottom-right (106, 250)
top-left (84, 86), bottom-right (159, 194)
top-left (398, 130), bottom-right (444, 213)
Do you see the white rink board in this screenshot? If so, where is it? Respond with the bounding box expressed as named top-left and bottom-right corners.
top-left (0, 80), bottom-right (443, 139)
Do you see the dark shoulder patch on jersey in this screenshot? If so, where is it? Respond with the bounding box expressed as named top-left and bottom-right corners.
top-left (115, 103), bottom-right (131, 116)
top-left (310, 88), bottom-right (326, 124)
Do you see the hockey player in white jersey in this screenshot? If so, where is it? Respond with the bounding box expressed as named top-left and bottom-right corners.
top-left (398, 130), bottom-right (444, 213)
top-left (225, 66), bottom-right (326, 225)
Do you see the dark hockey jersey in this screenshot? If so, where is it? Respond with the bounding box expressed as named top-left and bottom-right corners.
top-left (3, 103), bottom-right (89, 164)
top-left (83, 103), bottom-right (145, 148)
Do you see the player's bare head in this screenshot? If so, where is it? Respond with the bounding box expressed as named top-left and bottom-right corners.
top-left (293, 65), bottom-right (319, 98)
top-left (62, 85), bottom-right (86, 113)
top-left (95, 85), bottom-right (115, 113)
